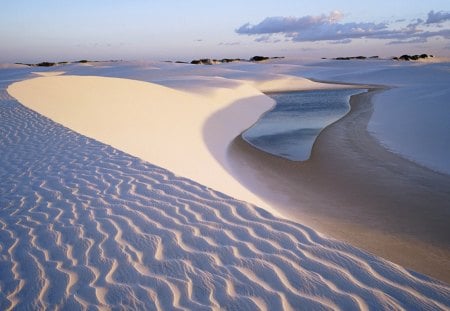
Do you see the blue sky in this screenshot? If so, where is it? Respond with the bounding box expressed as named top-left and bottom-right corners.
top-left (1, 0), bottom-right (449, 62)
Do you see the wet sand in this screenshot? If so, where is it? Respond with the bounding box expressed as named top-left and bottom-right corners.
top-left (228, 89), bottom-right (450, 283)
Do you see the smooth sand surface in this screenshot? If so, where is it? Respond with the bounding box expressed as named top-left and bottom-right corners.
top-left (228, 89), bottom-right (450, 283)
top-left (8, 75), bottom-right (274, 215)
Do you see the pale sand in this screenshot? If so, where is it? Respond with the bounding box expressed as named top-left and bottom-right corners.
top-left (7, 74), bottom-right (351, 219)
top-left (31, 71), bottom-right (66, 77)
top-left (228, 89), bottom-right (450, 283)
top-left (3, 65), bottom-right (450, 308)
top-left (1, 85), bottom-right (448, 309)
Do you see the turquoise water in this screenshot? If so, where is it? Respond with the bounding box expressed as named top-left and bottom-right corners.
top-left (242, 89), bottom-right (366, 161)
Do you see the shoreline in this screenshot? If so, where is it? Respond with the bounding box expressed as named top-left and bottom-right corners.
top-left (228, 89), bottom-right (450, 283)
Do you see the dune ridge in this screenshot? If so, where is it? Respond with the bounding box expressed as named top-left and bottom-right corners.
top-left (1, 88), bottom-right (449, 309)
top-left (7, 74), bottom-right (354, 218)
top-left (8, 75), bottom-right (276, 216)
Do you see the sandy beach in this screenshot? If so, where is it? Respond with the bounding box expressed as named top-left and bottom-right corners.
top-left (2, 60), bottom-right (450, 309)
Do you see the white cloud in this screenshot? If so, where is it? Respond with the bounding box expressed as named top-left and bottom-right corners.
top-left (236, 11), bottom-right (450, 45)
top-left (328, 39), bottom-right (352, 45)
top-left (218, 41), bottom-right (240, 46)
top-left (255, 35), bottom-right (272, 42)
top-left (236, 11), bottom-right (346, 35)
top-left (387, 38), bottom-right (428, 45)
top-left (426, 10), bottom-right (450, 24)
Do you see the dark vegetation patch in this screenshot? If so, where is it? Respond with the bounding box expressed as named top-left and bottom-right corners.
top-left (392, 54), bottom-right (433, 61)
top-left (188, 56), bottom-right (284, 65)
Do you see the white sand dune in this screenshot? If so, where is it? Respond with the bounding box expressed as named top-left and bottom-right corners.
top-left (1, 86), bottom-right (449, 309)
top-left (2, 62), bottom-right (450, 309)
top-left (7, 74), bottom-right (352, 218)
top-left (8, 75), bottom-right (276, 215)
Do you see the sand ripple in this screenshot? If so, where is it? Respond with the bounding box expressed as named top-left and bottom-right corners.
top-left (0, 89), bottom-right (449, 310)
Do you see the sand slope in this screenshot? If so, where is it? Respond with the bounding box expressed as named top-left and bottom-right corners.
top-left (7, 74), bottom-right (352, 218)
top-left (1, 87), bottom-right (449, 310)
top-left (8, 75), bottom-right (276, 215)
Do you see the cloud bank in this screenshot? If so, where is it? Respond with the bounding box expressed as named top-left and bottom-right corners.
top-left (236, 10), bottom-right (450, 45)
top-left (426, 10), bottom-right (450, 24)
